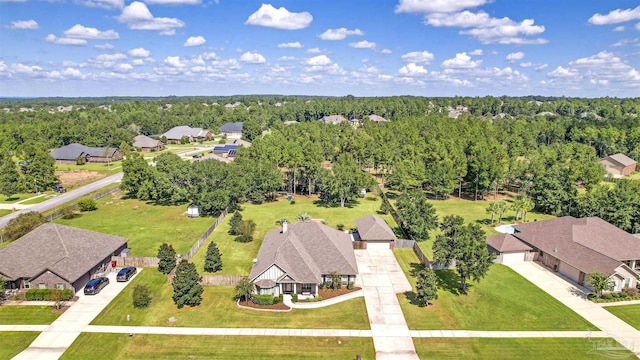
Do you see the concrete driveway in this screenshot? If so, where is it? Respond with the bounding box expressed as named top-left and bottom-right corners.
top-left (13, 268), bottom-right (140, 360)
top-left (508, 262), bottom-right (640, 357)
top-left (355, 249), bottom-right (419, 360)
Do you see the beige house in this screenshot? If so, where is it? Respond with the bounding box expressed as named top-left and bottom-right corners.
top-left (133, 135), bottom-right (164, 152)
top-left (600, 153), bottom-right (637, 177)
top-left (354, 215), bottom-right (397, 250)
top-left (487, 217), bottom-right (640, 292)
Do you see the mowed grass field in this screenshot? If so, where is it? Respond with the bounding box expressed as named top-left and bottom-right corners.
top-left (604, 304), bottom-right (640, 330)
top-left (92, 269), bottom-right (370, 329)
top-left (413, 338), bottom-right (637, 360)
top-left (61, 334), bottom-right (375, 360)
top-left (191, 194), bottom-right (398, 276)
top-left (0, 306), bottom-right (60, 325)
top-left (55, 191), bottom-right (212, 256)
top-left (394, 249), bottom-right (593, 330)
top-left (0, 332), bottom-right (41, 359)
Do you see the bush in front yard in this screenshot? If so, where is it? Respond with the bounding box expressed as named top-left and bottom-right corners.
top-left (25, 289), bottom-right (72, 301)
top-left (292, 293), bottom-right (298, 303)
top-left (77, 198), bottom-right (97, 212)
top-left (252, 294), bottom-right (275, 305)
top-left (623, 287), bottom-right (639, 297)
top-left (132, 285), bottom-right (151, 308)
top-left (347, 281), bottom-right (354, 290)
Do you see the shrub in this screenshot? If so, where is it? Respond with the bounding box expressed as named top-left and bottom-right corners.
top-left (306, 296), bottom-right (323, 302)
top-left (3, 212), bottom-right (47, 242)
top-left (337, 224), bottom-right (344, 231)
top-left (328, 272), bottom-right (342, 290)
top-left (228, 211), bottom-right (243, 235)
top-left (252, 294), bottom-right (275, 305)
top-left (587, 293), bottom-right (597, 301)
top-left (292, 293), bottom-right (298, 303)
top-left (132, 285), bottom-right (151, 308)
top-left (601, 293), bottom-right (613, 300)
top-left (276, 294), bottom-right (283, 303)
top-left (290, 200), bottom-right (295, 205)
top-left (25, 289), bottom-right (72, 301)
top-left (622, 287), bottom-right (639, 297)
top-left (347, 281), bottom-right (354, 290)
top-left (61, 204), bottom-right (79, 219)
top-left (77, 198), bottom-right (97, 212)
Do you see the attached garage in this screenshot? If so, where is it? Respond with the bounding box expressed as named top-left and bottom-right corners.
top-left (502, 251), bottom-right (526, 264)
top-left (355, 215), bottom-right (397, 251)
top-left (486, 233), bottom-right (533, 264)
top-left (558, 262), bottom-right (581, 283)
top-left (366, 241), bottom-right (392, 250)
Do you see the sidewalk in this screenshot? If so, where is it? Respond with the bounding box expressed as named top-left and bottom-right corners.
top-left (508, 262), bottom-right (640, 356)
top-left (410, 330), bottom-right (609, 338)
top-left (283, 290), bottom-right (364, 309)
top-left (84, 325), bottom-right (372, 337)
top-left (600, 299), bottom-right (640, 307)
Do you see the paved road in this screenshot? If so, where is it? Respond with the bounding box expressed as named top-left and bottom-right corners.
top-left (0, 172), bottom-right (123, 229)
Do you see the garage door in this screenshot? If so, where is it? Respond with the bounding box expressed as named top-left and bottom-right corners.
top-left (558, 262), bottom-right (581, 283)
top-left (502, 252), bottom-right (525, 264)
top-left (367, 241), bottom-right (391, 250)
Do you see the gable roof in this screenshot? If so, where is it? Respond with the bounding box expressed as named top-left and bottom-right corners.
top-left (162, 126), bottom-right (210, 140)
top-left (249, 221), bottom-right (358, 283)
top-left (220, 122), bottom-right (243, 133)
top-left (512, 217), bottom-right (640, 275)
top-left (601, 153), bottom-right (636, 167)
top-left (133, 135), bottom-right (163, 148)
top-left (486, 233), bottom-right (532, 252)
top-left (50, 143), bottom-right (117, 160)
top-left (368, 114), bottom-right (389, 122)
top-left (355, 215), bottom-right (397, 241)
top-left (0, 223), bottom-right (127, 283)
top-left (322, 115), bottom-right (348, 124)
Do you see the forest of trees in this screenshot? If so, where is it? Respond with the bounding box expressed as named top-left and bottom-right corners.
top-left (1, 95), bottom-right (639, 232)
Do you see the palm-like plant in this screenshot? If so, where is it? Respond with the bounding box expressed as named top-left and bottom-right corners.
top-left (587, 271), bottom-right (614, 298)
top-left (520, 196), bottom-right (535, 222)
top-left (234, 278), bottom-right (255, 302)
top-left (296, 213), bottom-right (311, 222)
top-left (496, 201), bottom-right (509, 224)
top-left (486, 203), bottom-right (499, 225)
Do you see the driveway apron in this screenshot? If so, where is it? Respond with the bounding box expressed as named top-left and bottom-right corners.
top-left (355, 249), bottom-right (419, 360)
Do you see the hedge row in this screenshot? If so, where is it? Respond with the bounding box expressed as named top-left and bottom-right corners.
top-left (252, 294), bottom-right (275, 305)
top-left (25, 289), bottom-right (73, 301)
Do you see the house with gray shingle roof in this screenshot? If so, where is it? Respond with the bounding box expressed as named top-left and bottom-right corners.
top-left (354, 215), bottom-right (397, 250)
top-left (219, 122), bottom-right (243, 139)
top-left (0, 223), bottom-right (128, 294)
top-left (600, 153), bottom-right (637, 177)
top-left (50, 143), bottom-right (122, 164)
top-left (249, 220), bottom-right (358, 298)
top-left (133, 134), bottom-right (164, 152)
top-left (322, 115), bottom-right (348, 125)
top-left (161, 126), bottom-right (212, 143)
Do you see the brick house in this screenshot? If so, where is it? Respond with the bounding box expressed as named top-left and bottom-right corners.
top-left (50, 143), bottom-right (122, 164)
top-left (600, 153), bottom-right (637, 177)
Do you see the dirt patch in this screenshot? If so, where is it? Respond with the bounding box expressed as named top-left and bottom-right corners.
top-left (299, 287), bottom-right (362, 302)
top-left (239, 300), bottom-right (290, 311)
top-left (55, 170), bottom-right (106, 188)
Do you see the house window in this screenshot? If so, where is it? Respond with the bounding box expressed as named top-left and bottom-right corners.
top-left (56, 283), bottom-right (65, 290)
top-left (301, 284), bottom-right (312, 293)
top-left (540, 251), bottom-right (544, 258)
top-left (38, 283), bottom-right (47, 289)
top-left (624, 278), bottom-right (632, 288)
top-left (24, 281), bottom-right (30, 289)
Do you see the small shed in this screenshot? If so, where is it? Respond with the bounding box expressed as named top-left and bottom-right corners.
top-left (187, 204), bottom-right (200, 218)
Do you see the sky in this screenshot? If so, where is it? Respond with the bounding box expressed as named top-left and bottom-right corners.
top-left (0, 0), bottom-right (639, 97)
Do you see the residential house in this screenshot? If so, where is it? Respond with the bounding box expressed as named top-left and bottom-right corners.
top-left (50, 143), bottom-right (122, 164)
top-left (600, 153), bottom-right (637, 177)
top-left (0, 223), bottom-right (128, 294)
top-left (354, 215), bottom-right (397, 250)
top-left (211, 139), bottom-right (251, 160)
top-left (322, 115), bottom-right (348, 125)
top-left (368, 114), bottom-right (389, 123)
top-left (161, 126), bottom-right (212, 143)
top-left (486, 217), bottom-right (640, 292)
top-left (133, 134), bottom-right (164, 152)
top-left (249, 220), bottom-right (358, 298)
top-left (219, 122), bottom-right (243, 139)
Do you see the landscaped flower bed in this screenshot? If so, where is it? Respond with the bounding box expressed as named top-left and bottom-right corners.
top-left (298, 286), bottom-right (362, 302)
top-left (238, 300), bottom-right (290, 311)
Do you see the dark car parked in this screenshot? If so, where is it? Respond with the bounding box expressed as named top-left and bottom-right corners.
top-left (84, 277), bottom-right (109, 295)
top-left (116, 267), bottom-right (137, 282)
top-left (52, 184), bottom-right (67, 193)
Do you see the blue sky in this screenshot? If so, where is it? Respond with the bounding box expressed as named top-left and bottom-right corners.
top-left (1, 0), bottom-right (639, 97)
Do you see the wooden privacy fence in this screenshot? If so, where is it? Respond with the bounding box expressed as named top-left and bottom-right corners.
top-left (111, 256), bottom-right (159, 268)
top-left (167, 274), bottom-right (244, 286)
top-left (46, 186), bottom-right (119, 221)
top-left (394, 239), bottom-right (415, 249)
top-left (183, 204), bottom-right (232, 261)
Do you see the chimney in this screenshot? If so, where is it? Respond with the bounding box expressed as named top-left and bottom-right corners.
top-left (282, 220), bottom-right (288, 233)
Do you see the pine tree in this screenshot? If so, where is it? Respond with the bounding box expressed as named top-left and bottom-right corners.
top-left (0, 152), bottom-right (21, 198)
top-left (157, 243), bottom-right (176, 274)
top-left (415, 268), bottom-right (438, 307)
top-left (228, 211), bottom-right (243, 235)
top-left (172, 260), bottom-right (203, 308)
top-left (204, 242), bottom-right (223, 273)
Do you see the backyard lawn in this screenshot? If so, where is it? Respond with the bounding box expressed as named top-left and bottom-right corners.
top-left (55, 162), bottom-right (123, 174)
top-left (394, 249), bottom-right (594, 330)
top-left (191, 194), bottom-right (398, 276)
top-left (91, 269), bottom-right (370, 329)
top-left (55, 191), bottom-right (212, 256)
top-left (0, 306), bottom-right (60, 324)
top-left (604, 304), bottom-right (640, 330)
top-left (0, 332), bottom-right (40, 359)
top-left (413, 338), bottom-right (637, 360)
top-left (0, 209), bottom-right (10, 217)
top-left (61, 334), bottom-right (375, 360)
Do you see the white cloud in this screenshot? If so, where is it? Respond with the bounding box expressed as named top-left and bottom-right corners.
top-left (520, 62), bottom-right (547, 71)
top-left (319, 27), bottom-right (364, 40)
top-left (636, 22), bottom-right (640, 30)
top-left (74, 0), bottom-right (124, 9)
top-left (380, 49), bottom-right (392, 54)
top-left (94, 53), bottom-right (127, 61)
top-left (395, 0), bottom-right (489, 14)
top-left (144, 0), bottom-right (200, 4)
top-left (115, 63), bottom-right (133, 72)
top-left (613, 26), bottom-right (625, 32)
top-left (245, 4), bottom-right (312, 30)
top-left (588, 6), bottom-right (640, 25)
top-left (184, 36), bottom-right (206, 47)
top-left (442, 52), bottom-right (482, 68)
top-left (45, 34), bottom-right (88, 46)
top-left (547, 66), bottom-right (578, 78)
top-left (201, 52), bottom-right (218, 60)
top-left (63, 24), bottom-right (119, 40)
top-left (306, 55), bottom-right (332, 66)
top-left (131, 59), bottom-right (145, 66)
top-left (129, 48), bottom-right (151, 57)
top-left (398, 63), bottom-right (428, 76)
top-left (278, 42), bottom-right (303, 48)
top-left (401, 50), bottom-right (434, 64)
top-left (12, 63), bottom-right (43, 76)
top-left (278, 56), bottom-right (296, 61)
top-left (95, 43), bottom-right (115, 49)
top-left (506, 51), bottom-right (525, 62)
top-left (306, 47), bottom-right (321, 54)
top-left (117, 2), bottom-right (185, 33)
top-left (6, 20), bottom-right (39, 30)
top-left (349, 40), bottom-right (376, 49)
top-left (240, 51), bottom-right (266, 64)
top-left (611, 38), bottom-right (640, 47)
top-left (164, 56), bottom-right (187, 68)
top-left (468, 49), bottom-right (483, 55)
top-left (62, 67), bottom-right (86, 79)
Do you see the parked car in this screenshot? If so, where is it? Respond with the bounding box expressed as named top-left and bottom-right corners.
top-left (192, 153), bottom-right (203, 159)
top-left (84, 277), bottom-right (109, 295)
top-left (52, 184), bottom-right (67, 193)
top-left (116, 267), bottom-right (137, 282)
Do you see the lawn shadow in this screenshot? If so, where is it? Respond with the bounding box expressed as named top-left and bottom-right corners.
top-left (476, 218), bottom-right (493, 226)
top-left (5, 196), bottom-right (19, 202)
top-left (435, 269), bottom-right (472, 296)
top-left (312, 199), bottom-right (359, 209)
top-left (408, 262), bottom-right (425, 277)
top-left (392, 227), bottom-right (405, 238)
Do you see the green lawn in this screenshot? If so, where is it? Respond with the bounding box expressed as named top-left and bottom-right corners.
top-left (0, 209), bottom-right (11, 217)
top-left (55, 162), bottom-right (123, 174)
top-left (191, 195), bottom-right (398, 275)
top-left (20, 195), bottom-right (54, 205)
top-left (62, 334), bottom-right (375, 360)
top-left (394, 249), bottom-right (594, 330)
top-left (604, 304), bottom-right (640, 330)
top-left (0, 193), bottom-right (36, 203)
top-left (54, 191), bottom-right (212, 256)
top-left (414, 338), bottom-right (638, 360)
top-left (92, 269), bottom-right (370, 329)
top-left (0, 306), bottom-right (61, 324)
top-left (0, 332), bottom-right (40, 359)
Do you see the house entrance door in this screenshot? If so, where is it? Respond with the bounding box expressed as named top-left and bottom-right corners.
top-left (283, 283), bottom-right (293, 294)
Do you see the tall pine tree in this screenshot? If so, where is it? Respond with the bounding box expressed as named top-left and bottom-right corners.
top-left (157, 243), bottom-right (176, 274)
top-left (172, 260), bottom-right (203, 308)
top-left (204, 242), bottom-right (223, 273)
